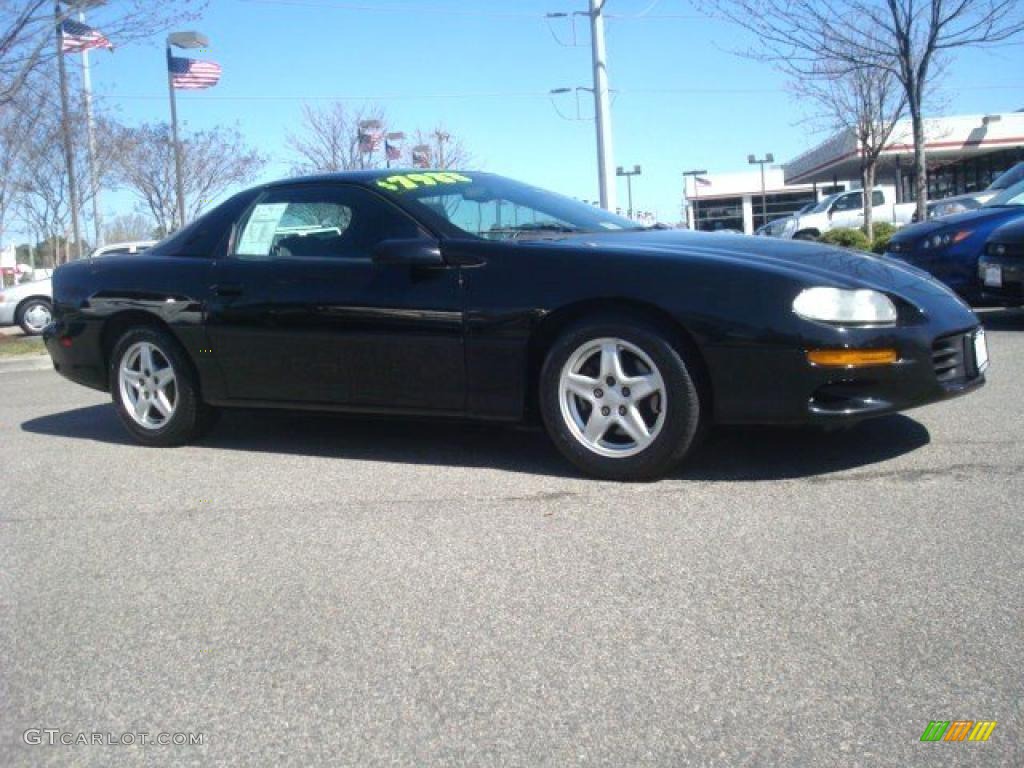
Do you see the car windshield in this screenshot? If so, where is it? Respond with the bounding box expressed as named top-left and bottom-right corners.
top-left (987, 162), bottom-right (1024, 191)
top-left (373, 171), bottom-right (645, 239)
top-left (984, 177), bottom-right (1024, 207)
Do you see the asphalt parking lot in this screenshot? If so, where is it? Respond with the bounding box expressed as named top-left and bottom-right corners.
top-left (2, 310), bottom-right (1022, 767)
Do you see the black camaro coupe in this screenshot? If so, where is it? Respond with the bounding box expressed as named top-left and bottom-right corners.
top-left (44, 171), bottom-right (987, 479)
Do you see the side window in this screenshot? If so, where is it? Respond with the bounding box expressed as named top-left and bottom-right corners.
top-left (233, 185), bottom-right (423, 261)
top-left (833, 192), bottom-right (863, 212)
top-left (871, 190), bottom-right (885, 207)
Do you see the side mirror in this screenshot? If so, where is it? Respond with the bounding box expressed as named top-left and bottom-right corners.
top-left (372, 238), bottom-right (444, 267)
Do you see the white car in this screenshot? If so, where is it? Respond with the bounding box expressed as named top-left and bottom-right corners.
top-left (0, 240), bottom-right (156, 335)
top-left (772, 187), bottom-right (915, 240)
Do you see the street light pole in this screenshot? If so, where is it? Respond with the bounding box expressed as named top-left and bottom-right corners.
top-left (615, 165), bottom-right (642, 219)
top-left (166, 42), bottom-right (187, 231)
top-left (166, 31), bottom-right (210, 232)
top-left (588, 0), bottom-right (616, 211)
top-left (682, 169), bottom-right (708, 231)
top-left (55, 1), bottom-right (83, 260)
top-left (79, 8), bottom-right (102, 248)
top-left (748, 153), bottom-right (775, 230)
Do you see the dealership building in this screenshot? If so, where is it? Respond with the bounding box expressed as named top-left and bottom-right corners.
top-left (684, 110), bottom-right (1024, 234)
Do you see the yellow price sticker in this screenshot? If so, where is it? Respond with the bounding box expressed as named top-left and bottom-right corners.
top-left (375, 172), bottom-right (472, 192)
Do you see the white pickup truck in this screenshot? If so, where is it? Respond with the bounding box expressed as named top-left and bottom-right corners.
top-left (772, 186), bottom-right (916, 240)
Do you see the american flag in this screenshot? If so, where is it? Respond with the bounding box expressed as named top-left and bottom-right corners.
top-left (385, 141), bottom-right (402, 161)
top-left (695, 176), bottom-right (711, 187)
top-left (358, 131), bottom-right (381, 153)
top-left (168, 56), bottom-right (222, 90)
top-left (411, 145), bottom-right (431, 168)
top-left (61, 19), bottom-right (113, 53)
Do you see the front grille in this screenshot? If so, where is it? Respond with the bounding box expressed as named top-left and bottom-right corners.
top-left (932, 332), bottom-right (973, 384)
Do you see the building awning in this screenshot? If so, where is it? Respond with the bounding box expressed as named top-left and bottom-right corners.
top-left (784, 112), bottom-right (1024, 185)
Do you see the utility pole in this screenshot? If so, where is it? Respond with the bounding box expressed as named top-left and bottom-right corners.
top-left (588, 0), bottom-right (616, 211)
top-left (434, 129), bottom-right (450, 169)
top-left (79, 8), bottom-right (102, 248)
top-left (55, 2), bottom-right (83, 259)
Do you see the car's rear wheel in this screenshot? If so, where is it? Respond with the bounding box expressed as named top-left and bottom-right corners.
top-left (539, 317), bottom-right (702, 480)
top-left (17, 298), bottom-right (52, 335)
top-left (109, 326), bottom-right (217, 446)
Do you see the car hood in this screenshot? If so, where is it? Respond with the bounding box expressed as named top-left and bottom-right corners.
top-left (989, 214), bottom-right (1024, 242)
top-left (553, 229), bottom-right (953, 298)
top-left (892, 205), bottom-right (1024, 241)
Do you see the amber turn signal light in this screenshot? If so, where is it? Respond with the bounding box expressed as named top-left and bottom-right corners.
top-left (806, 348), bottom-right (898, 367)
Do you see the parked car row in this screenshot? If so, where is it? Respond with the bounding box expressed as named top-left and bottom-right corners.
top-left (0, 241), bottom-right (156, 335)
top-left (885, 178), bottom-right (1024, 306)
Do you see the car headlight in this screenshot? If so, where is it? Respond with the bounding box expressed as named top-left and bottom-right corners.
top-left (920, 230), bottom-right (972, 249)
top-left (793, 287), bottom-right (898, 325)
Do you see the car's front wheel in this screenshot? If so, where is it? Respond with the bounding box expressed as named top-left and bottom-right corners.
top-left (109, 326), bottom-right (217, 446)
top-left (539, 318), bottom-right (702, 480)
top-left (17, 298), bottom-right (52, 335)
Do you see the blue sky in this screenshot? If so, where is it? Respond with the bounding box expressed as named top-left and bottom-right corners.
top-left (70, 0), bottom-right (1024, 227)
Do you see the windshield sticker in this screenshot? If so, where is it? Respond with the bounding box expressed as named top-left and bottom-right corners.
top-left (375, 172), bottom-right (472, 192)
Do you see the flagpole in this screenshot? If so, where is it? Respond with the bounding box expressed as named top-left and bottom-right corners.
top-left (79, 9), bottom-right (102, 248)
top-left (55, 2), bottom-right (83, 260)
top-left (166, 43), bottom-right (187, 231)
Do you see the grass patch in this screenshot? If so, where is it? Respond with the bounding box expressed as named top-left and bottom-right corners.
top-left (0, 336), bottom-right (47, 358)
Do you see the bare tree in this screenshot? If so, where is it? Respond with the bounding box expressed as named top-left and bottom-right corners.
top-left (287, 103), bottom-right (474, 173)
top-left (11, 87), bottom-right (116, 261)
top-left (0, 0), bottom-right (207, 105)
top-left (104, 212), bottom-right (157, 243)
top-left (710, 0), bottom-right (1024, 219)
top-left (286, 103), bottom-right (389, 173)
top-left (113, 122), bottom-right (266, 236)
top-left (795, 57), bottom-right (906, 239)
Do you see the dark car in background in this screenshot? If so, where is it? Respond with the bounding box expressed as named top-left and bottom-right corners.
top-left (43, 170), bottom-right (986, 480)
top-left (979, 216), bottom-right (1024, 306)
top-left (885, 178), bottom-right (1024, 303)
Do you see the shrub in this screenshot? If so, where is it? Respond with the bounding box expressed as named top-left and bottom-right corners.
top-left (819, 228), bottom-right (871, 251)
top-left (869, 221), bottom-right (897, 254)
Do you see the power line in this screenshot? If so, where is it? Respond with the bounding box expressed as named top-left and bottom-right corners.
top-left (237, 0), bottom-right (702, 20)
top-left (106, 83), bottom-right (1024, 102)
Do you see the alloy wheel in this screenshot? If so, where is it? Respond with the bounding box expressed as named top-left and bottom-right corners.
top-left (118, 341), bottom-right (178, 430)
top-left (558, 337), bottom-right (667, 458)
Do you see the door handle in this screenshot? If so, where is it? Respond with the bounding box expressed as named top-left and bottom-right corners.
top-left (213, 283), bottom-right (244, 297)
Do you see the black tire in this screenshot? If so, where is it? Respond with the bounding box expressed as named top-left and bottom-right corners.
top-left (539, 316), bottom-right (703, 481)
top-left (16, 298), bottom-right (52, 336)
top-left (108, 326), bottom-right (218, 447)
top-left (793, 231), bottom-right (818, 241)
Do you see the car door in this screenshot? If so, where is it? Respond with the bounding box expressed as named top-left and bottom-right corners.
top-left (205, 183), bottom-right (465, 411)
top-left (829, 191), bottom-right (864, 228)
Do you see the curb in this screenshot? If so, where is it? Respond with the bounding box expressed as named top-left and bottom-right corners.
top-left (0, 355), bottom-right (53, 374)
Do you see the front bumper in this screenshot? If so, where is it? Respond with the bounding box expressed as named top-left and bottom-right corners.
top-left (978, 253), bottom-right (1024, 305)
top-left (705, 322), bottom-right (987, 426)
